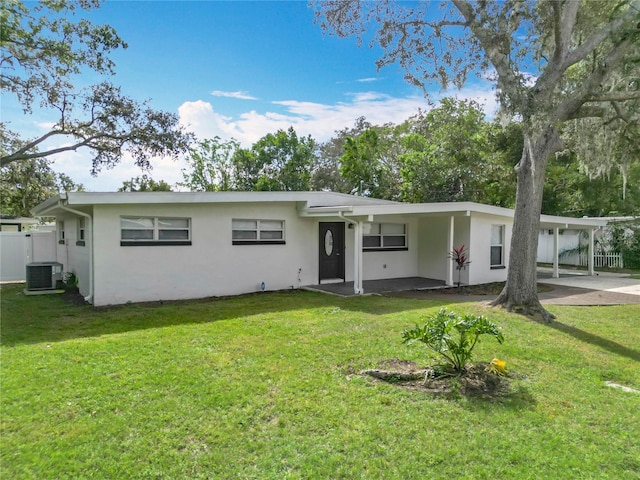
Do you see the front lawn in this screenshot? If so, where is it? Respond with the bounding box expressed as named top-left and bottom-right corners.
top-left (1, 285), bottom-right (639, 479)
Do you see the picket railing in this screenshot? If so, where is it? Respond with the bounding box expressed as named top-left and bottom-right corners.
top-left (578, 252), bottom-right (624, 269)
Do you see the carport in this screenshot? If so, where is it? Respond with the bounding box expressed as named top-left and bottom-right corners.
top-left (539, 215), bottom-right (608, 279)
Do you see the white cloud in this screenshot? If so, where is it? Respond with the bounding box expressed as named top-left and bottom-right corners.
top-left (178, 100), bottom-right (238, 140)
top-left (49, 146), bottom-right (189, 192)
top-left (179, 85), bottom-right (498, 148)
top-left (211, 90), bottom-right (258, 100)
top-left (356, 77), bottom-right (380, 83)
top-left (179, 91), bottom-right (430, 146)
top-left (35, 121), bottom-right (57, 130)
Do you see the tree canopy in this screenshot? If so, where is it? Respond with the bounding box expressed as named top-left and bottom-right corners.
top-left (181, 128), bottom-right (315, 192)
top-left (118, 175), bottom-right (172, 192)
top-left (1, 124), bottom-right (84, 216)
top-left (0, 0), bottom-right (193, 172)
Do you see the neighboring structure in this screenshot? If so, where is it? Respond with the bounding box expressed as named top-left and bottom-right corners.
top-left (31, 192), bottom-right (607, 306)
top-left (0, 214), bottom-right (40, 232)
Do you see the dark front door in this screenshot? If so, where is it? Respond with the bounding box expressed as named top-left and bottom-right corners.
top-left (319, 222), bottom-right (345, 282)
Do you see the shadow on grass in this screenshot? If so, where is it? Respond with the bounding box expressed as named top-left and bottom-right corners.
top-left (0, 284), bottom-right (455, 347)
top-left (460, 385), bottom-right (538, 412)
top-left (545, 321), bottom-right (640, 363)
top-left (368, 374), bottom-right (537, 410)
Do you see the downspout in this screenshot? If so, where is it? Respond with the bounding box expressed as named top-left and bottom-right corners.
top-left (337, 212), bottom-right (363, 295)
top-left (57, 199), bottom-right (94, 304)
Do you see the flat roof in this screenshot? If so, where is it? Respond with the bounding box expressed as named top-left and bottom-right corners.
top-left (31, 191), bottom-right (608, 229)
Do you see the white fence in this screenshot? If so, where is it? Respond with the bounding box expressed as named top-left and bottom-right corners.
top-left (0, 231), bottom-right (57, 282)
top-left (582, 252), bottom-right (624, 269)
top-left (560, 251), bottom-right (624, 269)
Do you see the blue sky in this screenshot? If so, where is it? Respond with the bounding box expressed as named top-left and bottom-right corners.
top-left (5, 0), bottom-right (497, 191)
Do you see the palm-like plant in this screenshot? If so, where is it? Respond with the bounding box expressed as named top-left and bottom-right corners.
top-left (402, 308), bottom-right (504, 373)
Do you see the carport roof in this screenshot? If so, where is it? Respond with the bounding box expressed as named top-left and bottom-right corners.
top-left (302, 201), bottom-right (608, 229)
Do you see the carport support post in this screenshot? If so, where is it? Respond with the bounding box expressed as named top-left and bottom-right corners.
top-left (446, 215), bottom-right (454, 286)
top-left (588, 228), bottom-right (595, 276)
top-left (356, 221), bottom-right (364, 294)
top-left (553, 227), bottom-right (560, 278)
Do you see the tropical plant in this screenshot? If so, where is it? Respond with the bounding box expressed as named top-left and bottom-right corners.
top-left (402, 308), bottom-right (504, 373)
top-left (448, 245), bottom-right (471, 287)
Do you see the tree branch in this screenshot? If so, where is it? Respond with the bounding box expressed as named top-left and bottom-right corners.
top-left (586, 91), bottom-right (640, 103)
top-left (451, 0), bottom-right (521, 90)
top-left (1, 134), bottom-right (94, 166)
top-left (553, 34), bottom-right (637, 122)
top-left (561, 0), bottom-right (640, 71)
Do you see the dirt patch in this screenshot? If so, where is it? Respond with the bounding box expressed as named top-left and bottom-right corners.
top-left (361, 359), bottom-right (516, 399)
top-left (62, 290), bottom-right (88, 306)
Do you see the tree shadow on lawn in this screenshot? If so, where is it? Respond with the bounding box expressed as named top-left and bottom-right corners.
top-left (543, 320), bottom-right (640, 363)
top-left (0, 285), bottom-right (456, 347)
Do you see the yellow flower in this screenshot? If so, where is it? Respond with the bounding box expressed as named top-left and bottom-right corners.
top-left (485, 358), bottom-right (508, 376)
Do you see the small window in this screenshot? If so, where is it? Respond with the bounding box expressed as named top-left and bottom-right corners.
top-left (232, 219), bottom-right (285, 245)
top-left (363, 223), bottom-right (407, 251)
top-left (76, 218), bottom-right (86, 246)
top-left (121, 217), bottom-right (191, 246)
top-left (57, 221), bottom-right (65, 244)
top-left (490, 225), bottom-right (504, 267)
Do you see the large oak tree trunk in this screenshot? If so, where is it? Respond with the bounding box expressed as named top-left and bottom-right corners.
top-left (491, 126), bottom-right (563, 322)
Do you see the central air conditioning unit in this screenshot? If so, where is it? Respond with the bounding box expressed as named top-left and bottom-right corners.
top-left (25, 262), bottom-right (64, 291)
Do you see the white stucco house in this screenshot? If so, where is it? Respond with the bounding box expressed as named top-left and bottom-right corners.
top-left (31, 191), bottom-right (607, 306)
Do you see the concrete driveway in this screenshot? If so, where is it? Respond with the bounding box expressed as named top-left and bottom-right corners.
top-left (537, 268), bottom-right (640, 305)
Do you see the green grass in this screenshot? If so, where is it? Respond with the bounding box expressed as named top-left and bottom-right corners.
top-left (1, 284), bottom-right (639, 479)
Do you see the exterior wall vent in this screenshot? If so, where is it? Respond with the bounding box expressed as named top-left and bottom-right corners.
top-left (25, 262), bottom-right (63, 290)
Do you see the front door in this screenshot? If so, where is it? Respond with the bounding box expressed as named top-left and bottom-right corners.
top-left (319, 222), bottom-right (345, 282)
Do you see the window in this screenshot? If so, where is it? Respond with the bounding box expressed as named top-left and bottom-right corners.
top-left (363, 223), bottom-right (407, 251)
top-left (232, 219), bottom-right (285, 245)
top-left (490, 225), bottom-right (504, 268)
top-left (76, 218), bottom-right (86, 246)
top-left (57, 221), bottom-right (65, 244)
top-left (120, 217), bottom-right (191, 246)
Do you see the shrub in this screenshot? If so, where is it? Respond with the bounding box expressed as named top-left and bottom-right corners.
top-left (402, 308), bottom-right (504, 372)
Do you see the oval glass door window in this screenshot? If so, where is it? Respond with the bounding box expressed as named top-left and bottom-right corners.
top-left (324, 230), bottom-right (334, 256)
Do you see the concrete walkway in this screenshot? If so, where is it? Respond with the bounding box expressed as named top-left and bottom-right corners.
top-left (389, 284), bottom-right (640, 305)
top-left (308, 269), bottom-right (640, 306)
top-left (385, 269), bottom-right (640, 306)
top-left (533, 268), bottom-right (640, 305)
top-left (537, 267), bottom-right (640, 296)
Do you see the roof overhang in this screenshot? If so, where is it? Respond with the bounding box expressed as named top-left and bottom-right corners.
top-left (31, 194), bottom-right (65, 217)
top-left (301, 201), bottom-right (512, 219)
top-left (29, 192), bottom-right (610, 230)
top-left (539, 214), bottom-right (608, 230)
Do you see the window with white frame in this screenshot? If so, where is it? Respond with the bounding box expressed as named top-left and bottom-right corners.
top-left (76, 218), bottom-right (86, 246)
top-left (57, 220), bottom-right (65, 244)
top-left (120, 217), bottom-right (191, 246)
top-left (490, 225), bottom-right (505, 267)
top-left (232, 219), bottom-right (285, 245)
top-left (363, 223), bottom-right (408, 250)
